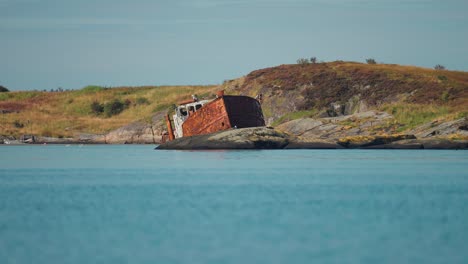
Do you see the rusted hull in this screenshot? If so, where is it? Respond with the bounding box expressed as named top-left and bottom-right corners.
top-left (182, 95), bottom-right (265, 137)
top-left (165, 114), bottom-right (175, 141)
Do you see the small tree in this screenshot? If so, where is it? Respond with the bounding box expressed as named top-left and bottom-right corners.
top-left (434, 64), bottom-right (446, 70)
top-left (297, 58), bottom-right (309, 65)
top-left (104, 99), bottom-right (125, 117)
top-left (90, 101), bottom-right (104, 115)
top-left (366, 58), bottom-right (377, 64)
top-left (0, 85), bottom-right (9, 92)
top-left (310, 57), bottom-right (317, 64)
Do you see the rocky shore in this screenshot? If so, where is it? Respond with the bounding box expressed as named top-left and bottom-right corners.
top-left (3, 112), bottom-right (467, 149)
top-left (0, 121), bottom-right (162, 145)
top-left (156, 126), bottom-right (468, 150)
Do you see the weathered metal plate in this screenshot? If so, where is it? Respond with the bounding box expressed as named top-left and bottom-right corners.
top-left (182, 97), bottom-right (231, 137)
top-left (181, 95), bottom-right (265, 137)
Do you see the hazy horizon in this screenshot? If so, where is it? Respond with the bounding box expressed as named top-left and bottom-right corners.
top-left (2, 0), bottom-right (467, 91)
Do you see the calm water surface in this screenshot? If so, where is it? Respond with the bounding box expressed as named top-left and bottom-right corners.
top-left (0, 145), bottom-right (467, 264)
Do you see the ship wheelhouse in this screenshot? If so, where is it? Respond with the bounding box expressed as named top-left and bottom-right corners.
top-left (173, 100), bottom-right (211, 138)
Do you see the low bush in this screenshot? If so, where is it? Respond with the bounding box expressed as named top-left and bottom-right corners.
top-left (366, 58), bottom-right (377, 64)
top-left (13, 120), bottom-right (24, 128)
top-left (104, 99), bottom-right (125, 117)
top-left (297, 58), bottom-right (309, 65)
top-left (90, 101), bottom-right (104, 115)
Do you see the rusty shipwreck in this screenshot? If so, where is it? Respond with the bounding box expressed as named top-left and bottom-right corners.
top-left (164, 91), bottom-right (265, 141)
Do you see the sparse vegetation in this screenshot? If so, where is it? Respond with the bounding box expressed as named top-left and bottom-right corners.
top-left (80, 85), bottom-right (106, 94)
top-left (380, 103), bottom-right (450, 132)
top-left (437, 75), bottom-right (448, 81)
top-left (0, 85), bottom-right (217, 137)
top-left (441, 91), bottom-right (450, 102)
top-left (310, 57), bottom-right (317, 64)
top-left (297, 58), bottom-right (309, 65)
top-left (272, 109), bottom-right (318, 127)
top-left (1, 61), bottom-right (467, 139)
top-left (136, 97), bottom-right (150, 105)
top-left (434, 64), bottom-right (446, 70)
top-left (366, 58), bottom-right (377, 64)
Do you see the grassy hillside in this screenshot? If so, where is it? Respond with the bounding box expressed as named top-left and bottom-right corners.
top-left (223, 61), bottom-right (468, 132)
top-left (1, 61), bottom-right (467, 138)
top-left (0, 85), bottom-right (217, 138)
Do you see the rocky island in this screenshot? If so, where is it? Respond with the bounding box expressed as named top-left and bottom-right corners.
top-left (1, 61), bottom-right (467, 149)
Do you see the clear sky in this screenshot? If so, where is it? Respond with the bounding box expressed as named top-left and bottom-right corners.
top-left (1, 0), bottom-right (467, 91)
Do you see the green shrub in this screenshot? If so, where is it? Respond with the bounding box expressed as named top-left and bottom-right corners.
top-left (366, 58), bottom-right (377, 64)
top-left (90, 101), bottom-right (104, 115)
top-left (104, 99), bottom-right (125, 117)
top-left (297, 58), bottom-right (309, 65)
top-left (13, 120), bottom-right (24, 128)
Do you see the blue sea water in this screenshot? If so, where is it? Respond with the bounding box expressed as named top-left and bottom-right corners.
top-left (0, 145), bottom-right (467, 264)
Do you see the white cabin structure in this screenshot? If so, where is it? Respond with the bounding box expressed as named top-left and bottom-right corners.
top-left (172, 99), bottom-right (212, 138)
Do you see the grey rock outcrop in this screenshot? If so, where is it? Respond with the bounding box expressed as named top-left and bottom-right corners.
top-left (276, 111), bottom-right (394, 140)
top-left (408, 118), bottom-right (468, 138)
top-left (156, 125), bottom-right (467, 150)
top-left (157, 127), bottom-right (290, 149)
top-left (76, 133), bottom-right (107, 144)
top-left (105, 122), bottom-right (160, 144)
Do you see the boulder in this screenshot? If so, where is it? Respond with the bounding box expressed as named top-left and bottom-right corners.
top-left (105, 122), bottom-right (158, 144)
top-left (276, 111), bottom-right (394, 140)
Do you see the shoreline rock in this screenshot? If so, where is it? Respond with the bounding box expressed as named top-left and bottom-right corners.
top-left (156, 127), bottom-right (468, 150)
top-left (157, 127), bottom-right (290, 150)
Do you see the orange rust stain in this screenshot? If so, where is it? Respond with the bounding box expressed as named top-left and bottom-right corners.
top-left (165, 114), bottom-right (175, 141)
top-left (182, 98), bottom-right (231, 137)
top-left (181, 96), bottom-right (265, 137)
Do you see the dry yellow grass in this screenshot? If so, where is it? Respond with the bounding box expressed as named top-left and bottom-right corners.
top-left (0, 85), bottom-right (218, 137)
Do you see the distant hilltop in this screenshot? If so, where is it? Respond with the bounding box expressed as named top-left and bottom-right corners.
top-left (0, 61), bottom-right (467, 144)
